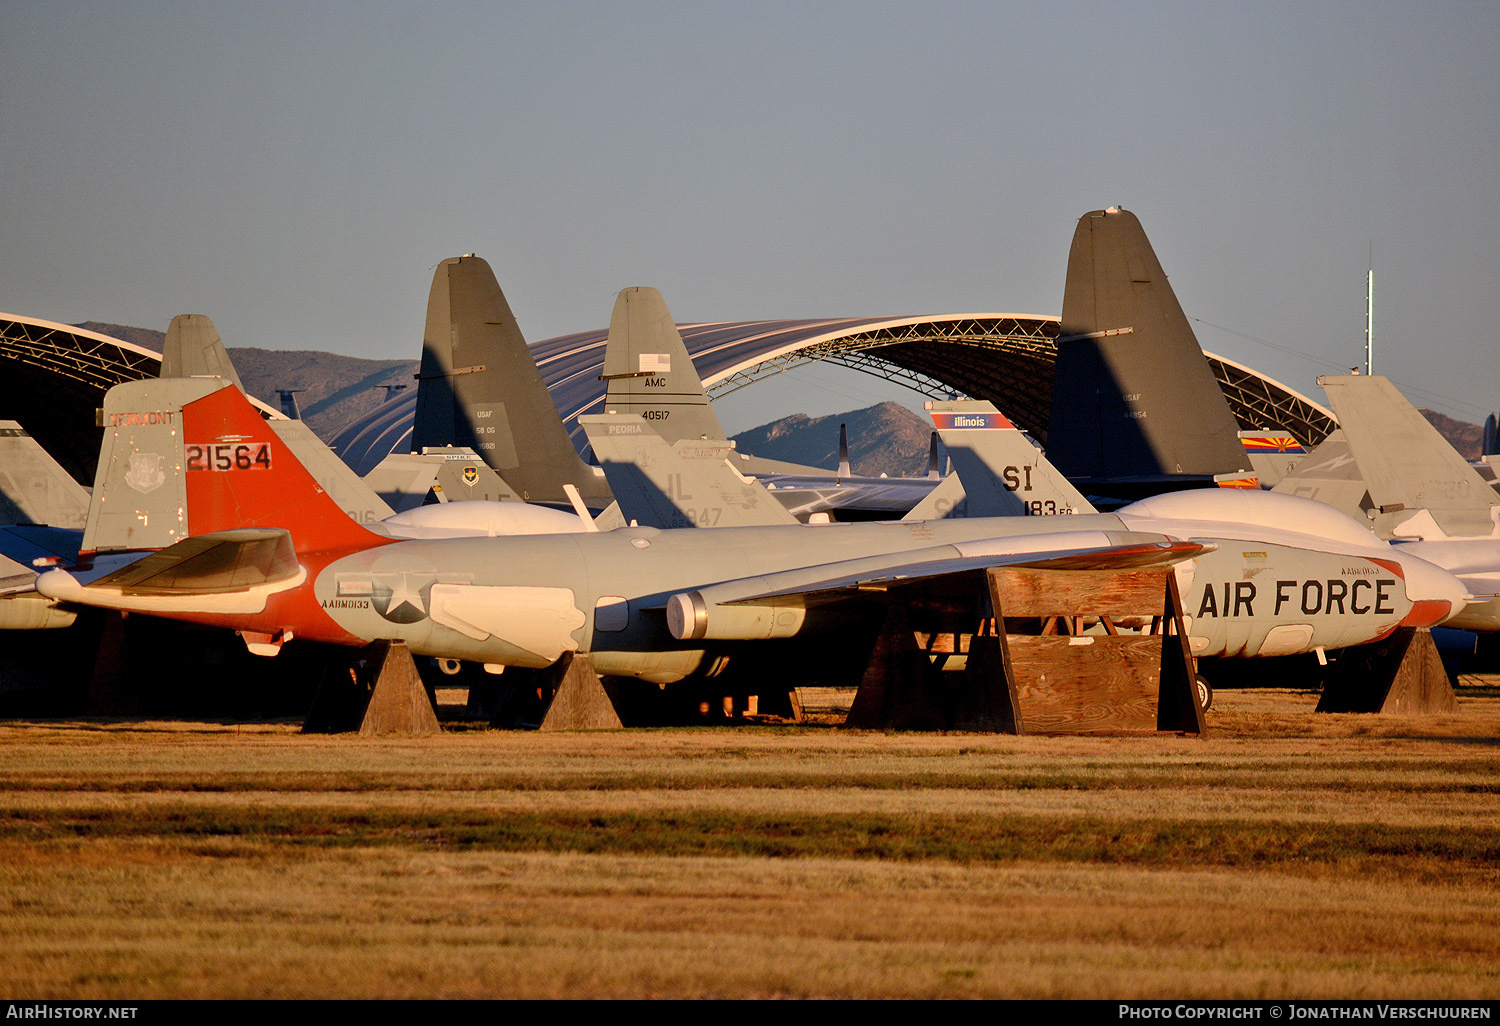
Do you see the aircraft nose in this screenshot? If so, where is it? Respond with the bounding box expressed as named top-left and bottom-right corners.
top-left (1395, 554), bottom-right (1469, 628)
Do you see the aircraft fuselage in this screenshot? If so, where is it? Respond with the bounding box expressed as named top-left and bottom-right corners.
top-left (142, 512), bottom-right (1450, 683)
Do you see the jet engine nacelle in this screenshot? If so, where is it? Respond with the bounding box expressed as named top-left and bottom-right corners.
top-left (667, 590), bottom-right (808, 641)
top-left (0, 593), bottom-right (79, 630)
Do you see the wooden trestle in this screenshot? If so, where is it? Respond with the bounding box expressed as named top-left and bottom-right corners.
top-left (846, 566), bottom-right (1206, 734)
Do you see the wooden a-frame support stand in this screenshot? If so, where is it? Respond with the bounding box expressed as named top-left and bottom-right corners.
top-left (846, 566), bottom-right (1206, 735)
top-left (488, 652), bottom-right (625, 730)
top-left (491, 658), bottom-right (800, 729)
top-left (1316, 626), bottom-right (1459, 714)
top-left (303, 639), bottom-right (442, 735)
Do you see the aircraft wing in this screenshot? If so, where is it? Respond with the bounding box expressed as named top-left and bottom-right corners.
top-left (665, 532), bottom-right (1208, 641)
top-left (1454, 572), bottom-right (1500, 600)
top-left (36, 528), bottom-right (306, 614)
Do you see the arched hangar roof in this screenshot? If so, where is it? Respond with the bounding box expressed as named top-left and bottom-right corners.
top-left (330, 313), bottom-right (1336, 476)
top-left (0, 310), bottom-right (1336, 484)
top-left (0, 314), bottom-right (163, 483)
top-left (0, 313), bottom-right (277, 483)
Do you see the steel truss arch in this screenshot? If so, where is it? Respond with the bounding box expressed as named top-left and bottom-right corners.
top-left (2, 309), bottom-right (1339, 484)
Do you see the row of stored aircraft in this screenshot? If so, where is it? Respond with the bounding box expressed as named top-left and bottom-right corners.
top-left (1, 207), bottom-right (1495, 716)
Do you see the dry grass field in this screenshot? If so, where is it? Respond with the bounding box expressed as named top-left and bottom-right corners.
top-left (2, 685), bottom-right (1498, 999)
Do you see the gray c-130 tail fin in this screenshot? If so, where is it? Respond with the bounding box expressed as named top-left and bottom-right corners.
top-left (412, 255), bottom-right (612, 508)
top-left (1045, 208), bottom-right (1251, 482)
top-left (599, 286), bottom-right (831, 477)
top-left (601, 287), bottom-right (728, 447)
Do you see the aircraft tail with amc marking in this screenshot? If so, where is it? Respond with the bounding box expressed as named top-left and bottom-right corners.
top-left (412, 255), bottom-right (612, 507)
top-left (601, 287), bottom-right (727, 446)
top-left (600, 286), bottom-right (830, 476)
top-left (1045, 208), bottom-right (1251, 484)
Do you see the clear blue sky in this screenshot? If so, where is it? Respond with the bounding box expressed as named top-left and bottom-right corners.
top-left (3, 1), bottom-right (1497, 433)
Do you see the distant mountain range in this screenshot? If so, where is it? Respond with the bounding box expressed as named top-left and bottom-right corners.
top-left (74, 321), bottom-right (1487, 466)
top-left (1419, 408), bottom-right (1484, 460)
top-left (730, 402), bottom-right (936, 478)
top-left (76, 323), bottom-right (416, 441)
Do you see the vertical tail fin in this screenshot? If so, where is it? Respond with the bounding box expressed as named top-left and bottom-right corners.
top-left (580, 414), bottom-right (797, 528)
top-left (85, 378), bottom-right (386, 556)
top-left (0, 421), bottom-right (90, 530)
top-left (267, 419), bottom-right (395, 525)
top-left (597, 286), bottom-right (832, 477)
top-left (601, 286), bottom-right (728, 446)
top-left (276, 389), bottom-right (305, 420)
top-left (412, 255), bottom-right (610, 506)
top-left (837, 423), bottom-right (851, 480)
top-left (160, 314), bottom-right (245, 391)
top-left (84, 377), bottom-right (220, 554)
top-left (1045, 208), bottom-right (1250, 481)
top-left (909, 400), bottom-right (1094, 519)
top-left (1316, 375), bottom-right (1499, 538)
top-left (159, 314), bottom-right (394, 526)
top-left (1235, 430), bottom-right (1306, 487)
top-left (1271, 429), bottom-right (1379, 524)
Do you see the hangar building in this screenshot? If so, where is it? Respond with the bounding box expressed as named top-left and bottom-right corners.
top-left (329, 313), bottom-right (1337, 475)
top-left (0, 311), bottom-right (1336, 483)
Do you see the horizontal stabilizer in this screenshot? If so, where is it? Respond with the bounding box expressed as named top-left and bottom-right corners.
top-left (37, 529), bottom-right (306, 616)
top-left (582, 414), bottom-right (797, 528)
top-left (87, 528), bottom-right (300, 594)
top-left (0, 524), bottom-right (86, 577)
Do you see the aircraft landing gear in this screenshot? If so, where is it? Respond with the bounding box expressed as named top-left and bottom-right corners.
top-left (1194, 673), bottom-right (1213, 712)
